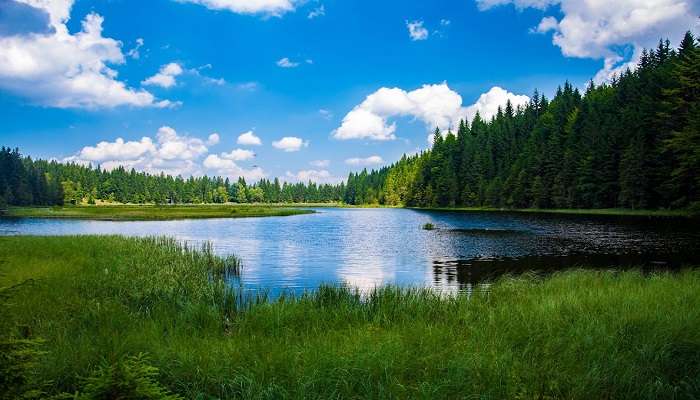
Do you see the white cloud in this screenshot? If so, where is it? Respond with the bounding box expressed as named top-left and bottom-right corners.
top-left (221, 148), bottom-right (255, 161)
top-left (310, 159), bottom-right (330, 168)
top-left (464, 86), bottom-right (530, 122)
top-left (142, 62), bottom-right (183, 88)
top-left (126, 38), bottom-right (144, 59)
top-left (272, 136), bottom-right (308, 152)
top-left (237, 130), bottom-right (262, 146)
top-left (175, 0), bottom-right (296, 16)
top-left (206, 133), bottom-right (220, 145)
top-left (285, 169), bottom-right (339, 183)
top-left (276, 57), bottom-right (300, 68)
top-left (0, 1), bottom-right (170, 109)
top-left (65, 126), bottom-right (266, 180)
top-left (319, 109), bottom-right (333, 119)
top-left (333, 83), bottom-right (528, 142)
top-left (534, 16), bottom-right (558, 33)
top-left (345, 155), bottom-right (384, 166)
top-left (154, 126), bottom-right (209, 160)
top-left (406, 20), bottom-right (429, 41)
top-left (204, 154), bottom-right (266, 180)
top-left (308, 4), bottom-right (325, 19)
top-left (478, 0), bottom-right (700, 82)
top-left (66, 126), bottom-right (209, 176)
top-left (333, 107), bottom-right (398, 141)
top-left (75, 137), bottom-right (156, 162)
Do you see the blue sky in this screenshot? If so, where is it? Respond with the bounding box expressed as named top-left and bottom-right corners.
top-left (0, 0), bottom-right (697, 182)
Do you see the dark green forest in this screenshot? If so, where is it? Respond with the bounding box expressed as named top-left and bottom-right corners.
top-left (0, 148), bottom-right (345, 206)
top-left (346, 32), bottom-right (700, 210)
top-left (2, 33), bottom-right (698, 210)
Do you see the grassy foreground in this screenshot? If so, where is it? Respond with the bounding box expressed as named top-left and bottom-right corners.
top-left (2, 204), bottom-right (313, 220)
top-left (1, 236), bottom-right (699, 399)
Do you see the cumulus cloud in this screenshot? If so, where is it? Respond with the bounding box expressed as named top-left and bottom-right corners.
top-left (333, 83), bottom-right (529, 141)
top-left (276, 57), bottom-right (300, 68)
top-left (307, 4), bottom-right (325, 19)
top-left (65, 126), bottom-right (265, 180)
top-left (221, 148), bottom-right (255, 161)
top-left (154, 126), bottom-right (208, 160)
top-left (142, 62), bottom-right (183, 88)
top-left (464, 86), bottom-right (530, 122)
top-left (175, 0), bottom-right (296, 16)
top-left (272, 136), bottom-right (308, 152)
top-left (206, 133), bottom-right (220, 145)
top-left (203, 154), bottom-right (266, 180)
top-left (406, 20), bottom-right (429, 41)
top-left (75, 137), bottom-right (156, 162)
top-left (285, 169), bottom-right (339, 183)
top-left (310, 159), bottom-right (330, 168)
top-left (0, 0), bottom-right (171, 108)
top-left (477, 0), bottom-right (700, 82)
top-left (237, 130), bottom-right (262, 146)
top-left (345, 155), bottom-right (384, 166)
top-left (65, 126), bottom-right (209, 176)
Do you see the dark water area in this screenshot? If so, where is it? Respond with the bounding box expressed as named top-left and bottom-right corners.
top-left (1, 208), bottom-right (698, 295)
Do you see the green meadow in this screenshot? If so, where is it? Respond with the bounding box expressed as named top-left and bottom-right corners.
top-left (1, 235), bottom-right (699, 399)
top-left (2, 204), bottom-right (313, 221)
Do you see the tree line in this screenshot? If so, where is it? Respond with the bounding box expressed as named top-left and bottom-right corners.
top-left (346, 32), bottom-right (700, 210)
top-left (1, 33), bottom-right (698, 210)
top-left (0, 148), bottom-right (345, 206)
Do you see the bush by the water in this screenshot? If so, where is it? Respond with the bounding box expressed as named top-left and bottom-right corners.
top-left (1, 235), bottom-right (699, 399)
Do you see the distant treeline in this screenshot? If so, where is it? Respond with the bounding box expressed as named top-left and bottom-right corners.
top-left (0, 148), bottom-right (345, 206)
top-left (2, 33), bottom-right (698, 210)
top-left (346, 32), bottom-right (700, 210)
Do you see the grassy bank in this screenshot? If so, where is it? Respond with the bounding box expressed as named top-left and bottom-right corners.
top-left (413, 206), bottom-right (697, 218)
top-left (1, 236), bottom-right (699, 399)
top-left (1, 204), bottom-right (313, 220)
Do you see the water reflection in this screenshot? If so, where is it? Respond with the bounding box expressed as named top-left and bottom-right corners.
top-left (0, 208), bottom-right (698, 295)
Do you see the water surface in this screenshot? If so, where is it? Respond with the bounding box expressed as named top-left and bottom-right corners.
top-left (1, 208), bottom-right (698, 295)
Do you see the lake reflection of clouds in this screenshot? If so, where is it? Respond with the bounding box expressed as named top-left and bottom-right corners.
top-left (1, 208), bottom-right (698, 296)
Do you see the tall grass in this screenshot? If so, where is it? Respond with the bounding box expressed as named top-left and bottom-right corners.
top-left (1, 235), bottom-right (699, 399)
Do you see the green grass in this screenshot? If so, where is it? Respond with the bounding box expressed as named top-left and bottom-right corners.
top-left (414, 206), bottom-right (697, 218)
top-left (1, 236), bottom-right (699, 399)
top-left (422, 222), bottom-right (435, 230)
top-left (2, 204), bottom-right (314, 220)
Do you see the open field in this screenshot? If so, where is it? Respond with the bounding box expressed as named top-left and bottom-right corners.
top-left (1, 235), bottom-right (699, 399)
top-left (1, 204), bottom-right (314, 220)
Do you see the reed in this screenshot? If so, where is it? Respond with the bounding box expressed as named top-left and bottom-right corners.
top-left (1, 235), bottom-right (699, 399)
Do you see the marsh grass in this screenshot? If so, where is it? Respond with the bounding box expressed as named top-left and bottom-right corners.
top-left (3, 204), bottom-right (313, 221)
top-left (1, 235), bottom-right (699, 399)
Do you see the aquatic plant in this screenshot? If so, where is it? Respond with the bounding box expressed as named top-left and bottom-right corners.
top-left (1, 235), bottom-right (699, 399)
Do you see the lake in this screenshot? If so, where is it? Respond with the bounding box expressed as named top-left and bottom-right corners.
top-left (1, 208), bottom-right (698, 295)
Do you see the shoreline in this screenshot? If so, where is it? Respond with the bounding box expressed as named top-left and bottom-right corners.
top-left (1, 235), bottom-right (698, 399)
top-left (1, 204), bottom-right (314, 221)
top-left (1, 203), bottom-right (694, 221)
